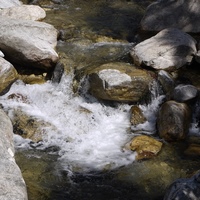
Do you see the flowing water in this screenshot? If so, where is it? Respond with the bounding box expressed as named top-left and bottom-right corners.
top-left (1, 0), bottom-right (200, 199)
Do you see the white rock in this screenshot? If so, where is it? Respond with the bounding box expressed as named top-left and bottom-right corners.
top-left (0, 0), bottom-right (22, 8)
top-left (0, 5), bottom-right (46, 21)
top-left (131, 28), bottom-right (197, 71)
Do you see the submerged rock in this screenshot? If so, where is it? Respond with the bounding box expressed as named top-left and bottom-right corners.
top-left (128, 135), bottom-right (162, 160)
top-left (0, 57), bottom-right (18, 95)
top-left (0, 5), bottom-right (46, 21)
top-left (0, 108), bottom-right (28, 200)
top-left (131, 28), bottom-right (197, 71)
top-left (157, 100), bottom-right (191, 142)
top-left (141, 0), bottom-right (200, 33)
top-left (164, 171), bottom-right (200, 200)
top-left (0, 17), bottom-right (58, 70)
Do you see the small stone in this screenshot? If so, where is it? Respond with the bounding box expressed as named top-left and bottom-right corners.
top-left (129, 135), bottom-right (162, 160)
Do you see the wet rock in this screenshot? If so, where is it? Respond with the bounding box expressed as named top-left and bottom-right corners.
top-left (164, 171), bottom-right (200, 200)
top-left (172, 84), bottom-right (198, 103)
top-left (157, 100), bottom-right (192, 141)
top-left (19, 74), bottom-right (47, 84)
top-left (0, 108), bottom-right (28, 200)
top-left (0, 17), bottom-right (58, 70)
top-left (0, 0), bottom-right (22, 8)
top-left (128, 135), bottom-right (162, 160)
top-left (0, 57), bottom-right (18, 95)
top-left (131, 28), bottom-right (197, 71)
top-left (184, 143), bottom-right (200, 157)
top-left (87, 62), bottom-right (155, 102)
top-left (158, 70), bottom-right (175, 97)
top-left (130, 105), bottom-right (147, 126)
top-left (8, 108), bottom-right (59, 142)
top-left (141, 0), bottom-right (200, 33)
top-left (51, 61), bottom-right (64, 83)
top-left (0, 5), bottom-right (46, 21)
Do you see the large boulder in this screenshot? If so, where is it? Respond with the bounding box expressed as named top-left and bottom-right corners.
top-left (0, 108), bottom-right (28, 200)
top-left (0, 57), bottom-right (18, 95)
top-left (0, 5), bottom-right (46, 21)
top-left (157, 100), bottom-right (192, 141)
top-left (87, 62), bottom-right (155, 102)
top-left (131, 28), bottom-right (197, 71)
top-left (0, 17), bottom-right (58, 69)
top-left (141, 0), bottom-right (200, 33)
top-left (0, 0), bottom-right (22, 8)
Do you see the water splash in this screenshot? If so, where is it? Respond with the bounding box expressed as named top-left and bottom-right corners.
top-left (0, 72), bottom-right (136, 171)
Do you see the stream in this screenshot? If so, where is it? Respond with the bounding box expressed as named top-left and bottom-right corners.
top-left (1, 0), bottom-right (200, 199)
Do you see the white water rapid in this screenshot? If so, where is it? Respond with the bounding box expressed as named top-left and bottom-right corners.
top-left (0, 72), bottom-right (164, 172)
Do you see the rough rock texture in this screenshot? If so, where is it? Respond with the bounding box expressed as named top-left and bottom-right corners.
top-left (0, 0), bottom-right (22, 8)
top-left (131, 28), bottom-right (197, 71)
top-left (130, 105), bottom-right (147, 126)
top-left (0, 108), bottom-right (28, 200)
top-left (141, 0), bottom-right (200, 33)
top-left (128, 135), bottom-right (162, 160)
top-left (164, 171), bottom-right (200, 200)
top-left (0, 17), bottom-right (58, 69)
top-left (87, 62), bottom-right (155, 102)
top-left (172, 84), bottom-right (198, 103)
top-left (7, 107), bottom-right (58, 142)
top-left (157, 100), bottom-right (191, 141)
top-left (0, 5), bottom-right (46, 21)
top-left (0, 57), bottom-right (18, 95)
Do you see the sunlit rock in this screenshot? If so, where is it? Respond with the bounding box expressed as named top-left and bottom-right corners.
top-left (128, 135), bottom-right (162, 160)
top-left (141, 0), bottom-right (200, 33)
top-left (0, 50), bottom-right (4, 57)
top-left (164, 171), bottom-right (200, 200)
top-left (87, 62), bottom-right (155, 102)
top-left (0, 108), bottom-right (28, 200)
top-left (0, 5), bottom-right (46, 21)
top-left (131, 28), bottom-right (197, 71)
top-left (0, 17), bottom-right (58, 69)
top-left (172, 84), bottom-right (198, 103)
top-left (0, 0), bottom-right (22, 8)
top-left (157, 100), bottom-right (191, 141)
top-left (130, 105), bottom-right (147, 126)
top-left (0, 57), bottom-right (18, 95)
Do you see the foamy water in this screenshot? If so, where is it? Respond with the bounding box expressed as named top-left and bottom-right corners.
top-left (0, 72), bottom-right (164, 172)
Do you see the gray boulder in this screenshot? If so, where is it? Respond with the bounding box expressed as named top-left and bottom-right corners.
top-left (131, 28), bottom-right (197, 71)
top-left (141, 0), bottom-right (200, 33)
top-left (87, 62), bottom-right (155, 102)
top-left (0, 51), bottom-right (4, 57)
top-left (0, 5), bottom-right (46, 21)
top-left (0, 0), bottom-right (22, 8)
top-left (0, 17), bottom-right (58, 69)
top-left (172, 84), bottom-right (198, 103)
top-left (0, 108), bottom-right (28, 200)
top-left (157, 100), bottom-right (191, 141)
top-left (0, 57), bottom-right (18, 95)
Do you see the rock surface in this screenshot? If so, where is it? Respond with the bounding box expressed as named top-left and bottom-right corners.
top-left (0, 0), bottom-right (22, 8)
top-left (0, 17), bottom-right (58, 69)
top-left (157, 100), bottom-right (191, 141)
top-left (87, 62), bottom-right (154, 102)
top-left (131, 28), bottom-right (197, 71)
top-left (0, 108), bottom-right (28, 200)
top-left (0, 5), bottom-right (46, 21)
top-left (130, 105), bottom-right (147, 126)
top-left (128, 135), bottom-right (162, 160)
top-left (172, 84), bottom-right (198, 103)
top-left (141, 0), bottom-right (200, 33)
top-left (164, 171), bottom-right (200, 200)
top-left (0, 57), bottom-right (18, 95)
